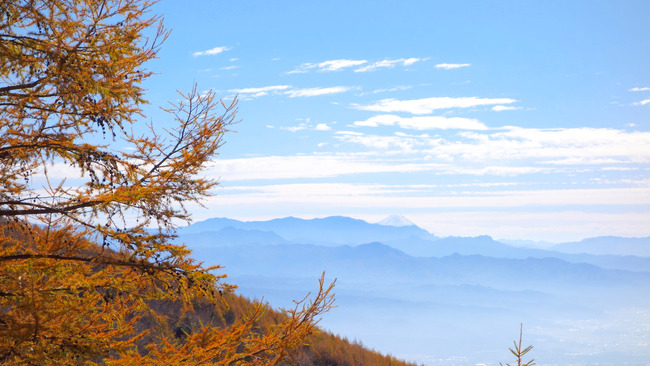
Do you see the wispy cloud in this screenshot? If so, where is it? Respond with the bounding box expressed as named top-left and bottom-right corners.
top-left (245, 125), bottom-right (650, 174)
top-left (435, 63), bottom-right (471, 70)
top-left (229, 85), bottom-right (352, 99)
top-left (369, 86), bottom-right (413, 94)
top-left (355, 58), bottom-right (424, 72)
top-left (206, 155), bottom-right (438, 181)
top-left (334, 126), bottom-right (650, 166)
top-left (356, 86), bottom-right (414, 97)
top-left (288, 58), bottom-right (425, 74)
top-left (282, 123), bottom-right (332, 132)
top-left (334, 131), bottom-right (429, 152)
top-left (635, 99), bottom-right (650, 106)
top-left (353, 114), bottom-right (488, 130)
top-left (492, 105), bottom-right (520, 111)
top-left (230, 85), bottom-right (291, 98)
top-left (285, 86), bottom-right (352, 98)
top-left (281, 124), bottom-right (308, 132)
top-left (629, 87), bottom-right (650, 92)
top-left (287, 59), bottom-right (368, 74)
top-left (353, 96), bottom-right (517, 114)
top-left (192, 46), bottom-right (231, 57)
top-left (437, 127), bottom-right (650, 164)
top-left (205, 182), bottom-right (650, 210)
top-left (318, 59), bottom-right (367, 71)
top-left (278, 119), bottom-right (332, 132)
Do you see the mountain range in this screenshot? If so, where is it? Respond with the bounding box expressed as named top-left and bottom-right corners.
top-left (180, 215), bottom-right (437, 245)
top-left (175, 215), bottom-right (650, 366)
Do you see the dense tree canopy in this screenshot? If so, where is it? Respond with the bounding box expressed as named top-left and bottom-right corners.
top-left (0, 0), bottom-right (334, 364)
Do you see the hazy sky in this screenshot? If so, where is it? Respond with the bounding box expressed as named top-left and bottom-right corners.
top-left (143, 0), bottom-right (650, 242)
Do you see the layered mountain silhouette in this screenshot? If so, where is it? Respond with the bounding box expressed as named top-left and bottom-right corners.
top-left (181, 215), bottom-right (436, 246)
top-left (175, 215), bottom-right (650, 366)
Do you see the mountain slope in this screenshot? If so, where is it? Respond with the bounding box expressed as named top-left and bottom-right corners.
top-left (148, 288), bottom-right (420, 366)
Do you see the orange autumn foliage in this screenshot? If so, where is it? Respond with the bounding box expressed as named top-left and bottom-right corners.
top-left (0, 0), bottom-right (334, 364)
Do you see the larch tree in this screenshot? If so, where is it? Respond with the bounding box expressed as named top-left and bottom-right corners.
top-left (0, 0), bottom-right (334, 365)
top-left (500, 325), bottom-right (536, 366)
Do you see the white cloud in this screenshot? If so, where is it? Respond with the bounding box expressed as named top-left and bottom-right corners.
top-left (438, 166), bottom-right (550, 176)
top-left (334, 126), bottom-right (650, 166)
top-left (288, 58), bottom-right (424, 74)
top-left (231, 85), bottom-right (291, 94)
top-left (287, 59), bottom-right (367, 73)
top-left (336, 130), bottom-right (363, 136)
top-left (353, 114), bottom-right (488, 130)
top-left (230, 85), bottom-right (291, 98)
top-left (455, 127), bottom-right (650, 164)
top-left (435, 63), bottom-right (471, 70)
top-left (355, 58), bottom-right (425, 72)
top-left (353, 96), bottom-right (517, 114)
top-left (285, 86), bottom-right (352, 98)
top-left (280, 120), bottom-right (333, 133)
top-left (203, 182), bottom-right (650, 217)
top-left (492, 105), bottom-right (520, 111)
top-left (403, 58), bottom-right (422, 66)
top-left (281, 124), bottom-right (308, 132)
top-left (629, 87), bottom-right (650, 92)
top-left (356, 86), bottom-right (414, 97)
top-left (318, 59), bottom-right (368, 71)
top-left (219, 65), bottom-right (238, 70)
top-left (32, 162), bottom-right (86, 180)
top-left (206, 155), bottom-right (439, 181)
top-left (370, 86), bottom-right (413, 94)
top-left (635, 99), bottom-right (650, 106)
top-left (335, 131), bottom-right (428, 152)
top-left (192, 46), bottom-right (231, 57)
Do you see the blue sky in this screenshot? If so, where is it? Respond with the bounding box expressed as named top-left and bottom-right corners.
top-left (141, 0), bottom-right (650, 242)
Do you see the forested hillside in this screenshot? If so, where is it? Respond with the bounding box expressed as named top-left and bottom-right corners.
top-left (154, 288), bottom-right (420, 366)
top-left (0, 1), bottom-right (337, 363)
top-left (1, 219), bottom-right (417, 365)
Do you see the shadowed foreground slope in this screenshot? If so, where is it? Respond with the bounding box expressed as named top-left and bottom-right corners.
top-left (161, 292), bottom-right (421, 366)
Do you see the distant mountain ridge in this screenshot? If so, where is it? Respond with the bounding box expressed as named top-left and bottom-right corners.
top-left (175, 215), bottom-right (650, 365)
top-left (181, 215), bottom-right (436, 246)
top-left (180, 226), bottom-right (287, 247)
top-left (179, 215), bottom-right (650, 258)
top-left (188, 241), bottom-right (650, 291)
top-left (551, 236), bottom-right (650, 257)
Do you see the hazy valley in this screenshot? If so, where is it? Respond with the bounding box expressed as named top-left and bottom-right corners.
top-left (176, 216), bottom-right (650, 366)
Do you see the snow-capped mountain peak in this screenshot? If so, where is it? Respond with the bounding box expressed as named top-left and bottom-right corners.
top-left (377, 215), bottom-right (416, 227)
